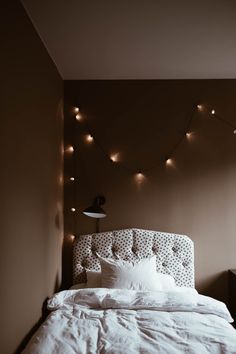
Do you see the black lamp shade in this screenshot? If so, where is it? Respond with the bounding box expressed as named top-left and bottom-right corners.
top-left (83, 196), bottom-right (107, 218)
top-left (83, 205), bottom-right (106, 218)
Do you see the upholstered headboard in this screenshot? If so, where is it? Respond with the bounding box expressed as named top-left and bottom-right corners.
top-left (73, 228), bottom-right (195, 287)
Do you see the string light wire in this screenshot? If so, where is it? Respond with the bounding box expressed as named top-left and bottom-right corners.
top-left (72, 103), bottom-right (236, 175)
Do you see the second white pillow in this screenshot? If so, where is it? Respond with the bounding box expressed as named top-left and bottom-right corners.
top-left (99, 256), bottom-right (169, 291)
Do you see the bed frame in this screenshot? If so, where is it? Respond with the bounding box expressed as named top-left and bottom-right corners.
top-left (73, 228), bottom-right (194, 287)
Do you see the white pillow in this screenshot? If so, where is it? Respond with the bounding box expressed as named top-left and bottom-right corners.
top-left (86, 270), bottom-right (102, 288)
top-left (99, 256), bottom-right (172, 291)
top-left (155, 273), bottom-right (176, 290)
top-left (70, 283), bottom-right (86, 290)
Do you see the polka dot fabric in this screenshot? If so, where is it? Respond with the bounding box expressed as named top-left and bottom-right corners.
top-left (73, 228), bottom-right (194, 287)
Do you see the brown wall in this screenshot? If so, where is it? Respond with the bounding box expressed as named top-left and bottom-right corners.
top-left (64, 80), bottom-right (236, 302)
top-left (0, 2), bottom-right (63, 353)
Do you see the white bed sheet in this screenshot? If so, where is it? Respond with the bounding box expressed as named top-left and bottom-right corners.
top-left (23, 288), bottom-right (236, 354)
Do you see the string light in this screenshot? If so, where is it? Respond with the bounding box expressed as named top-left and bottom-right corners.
top-left (186, 132), bottom-right (192, 138)
top-left (76, 113), bottom-right (82, 121)
top-left (86, 134), bottom-right (94, 142)
top-left (66, 145), bottom-right (74, 153)
top-left (110, 153), bottom-right (119, 162)
top-left (71, 103), bottom-right (235, 179)
top-left (70, 177), bottom-right (75, 181)
top-left (166, 158), bottom-right (173, 165)
top-left (71, 207), bottom-right (76, 212)
top-left (136, 171), bottom-right (145, 182)
top-left (197, 104), bottom-right (203, 111)
top-left (74, 107), bottom-right (79, 113)
top-left (68, 234), bottom-right (75, 241)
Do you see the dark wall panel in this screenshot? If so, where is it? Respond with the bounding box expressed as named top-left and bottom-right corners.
top-left (0, 2), bottom-right (63, 353)
top-left (64, 80), bottom-right (236, 302)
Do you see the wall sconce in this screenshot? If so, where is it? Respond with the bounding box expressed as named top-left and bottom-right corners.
top-left (83, 195), bottom-right (106, 232)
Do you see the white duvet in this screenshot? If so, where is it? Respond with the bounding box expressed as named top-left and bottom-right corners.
top-left (23, 288), bottom-right (236, 354)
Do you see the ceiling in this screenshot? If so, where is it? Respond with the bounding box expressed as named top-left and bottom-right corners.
top-left (22, 0), bottom-right (236, 80)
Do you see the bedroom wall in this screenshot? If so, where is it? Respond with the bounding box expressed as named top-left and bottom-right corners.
top-left (63, 80), bottom-right (236, 303)
top-left (0, 2), bottom-right (63, 354)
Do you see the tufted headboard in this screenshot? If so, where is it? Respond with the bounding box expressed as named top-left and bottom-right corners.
top-left (73, 228), bottom-right (195, 287)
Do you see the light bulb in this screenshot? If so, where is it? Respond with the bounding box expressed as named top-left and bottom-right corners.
top-left (76, 113), bottom-right (81, 121)
top-left (66, 145), bottom-right (74, 153)
top-left (136, 171), bottom-right (144, 181)
top-left (197, 104), bottom-right (203, 111)
top-left (86, 134), bottom-right (93, 142)
top-left (69, 234), bottom-right (75, 241)
top-left (211, 109), bottom-right (215, 115)
top-left (166, 158), bottom-right (172, 165)
top-left (71, 207), bottom-right (76, 212)
top-left (234, 129), bottom-right (236, 135)
top-left (110, 153), bottom-right (119, 162)
top-left (186, 132), bottom-right (191, 138)
top-left (70, 177), bottom-right (75, 181)
top-left (74, 107), bottom-right (79, 113)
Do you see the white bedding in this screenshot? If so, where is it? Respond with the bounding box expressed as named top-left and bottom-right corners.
top-left (23, 288), bottom-right (236, 354)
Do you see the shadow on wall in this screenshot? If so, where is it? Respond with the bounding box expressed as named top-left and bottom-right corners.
top-left (15, 273), bottom-right (61, 353)
top-left (61, 236), bottom-right (74, 289)
top-left (15, 298), bottom-right (49, 354)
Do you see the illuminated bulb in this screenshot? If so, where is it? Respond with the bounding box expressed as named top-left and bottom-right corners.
top-left (136, 171), bottom-right (144, 181)
top-left (211, 109), bottom-right (215, 115)
top-left (76, 113), bottom-right (81, 121)
top-left (69, 234), bottom-right (75, 241)
top-left (186, 132), bottom-right (191, 138)
top-left (66, 145), bottom-right (74, 153)
top-left (70, 177), bottom-right (75, 181)
top-left (110, 153), bottom-right (119, 162)
top-left (86, 134), bottom-right (94, 142)
top-left (166, 158), bottom-right (172, 165)
top-left (74, 107), bottom-right (79, 113)
top-left (197, 104), bottom-right (203, 111)
top-left (71, 207), bottom-right (76, 212)
top-left (234, 129), bottom-right (236, 135)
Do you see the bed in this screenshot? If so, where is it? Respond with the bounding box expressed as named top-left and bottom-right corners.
top-left (23, 228), bottom-right (236, 353)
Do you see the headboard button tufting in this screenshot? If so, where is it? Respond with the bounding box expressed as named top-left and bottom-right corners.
top-left (81, 259), bottom-right (89, 268)
top-left (91, 245), bottom-right (97, 254)
top-left (73, 228), bottom-right (194, 288)
top-left (152, 246), bottom-right (158, 253)
top-left (112, 245), bottom-right (118, 253)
